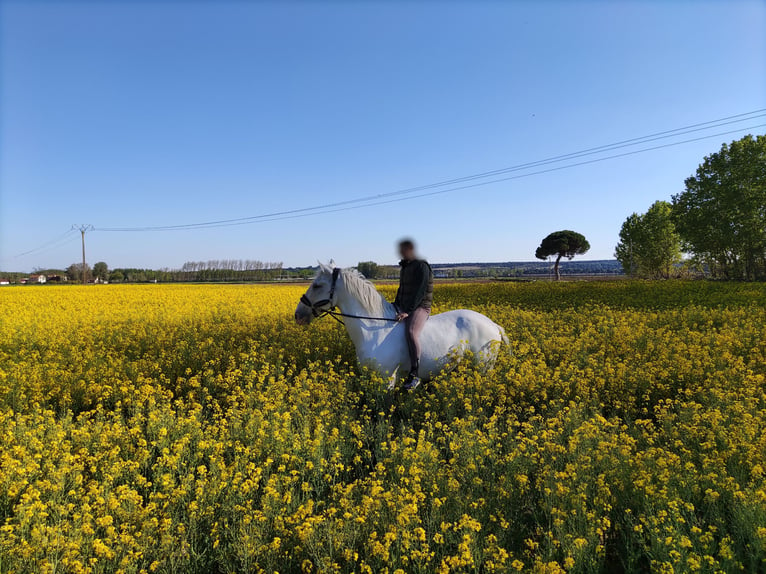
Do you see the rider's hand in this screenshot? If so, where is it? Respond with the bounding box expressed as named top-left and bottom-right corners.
top-left (396, 312), bottom-right (409, 322)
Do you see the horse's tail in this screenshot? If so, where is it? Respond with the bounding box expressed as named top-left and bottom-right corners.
top-left (498, 324), bottom-right (511, 352)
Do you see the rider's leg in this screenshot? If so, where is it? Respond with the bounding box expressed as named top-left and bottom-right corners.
top-left (404, 306), bottom-right (430, 377)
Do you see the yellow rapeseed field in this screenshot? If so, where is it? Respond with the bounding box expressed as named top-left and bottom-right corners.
top-left (0, 281), bottom-right (764, 573)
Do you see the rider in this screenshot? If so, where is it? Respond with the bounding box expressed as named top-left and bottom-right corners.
top-left (394, 238), bottom-right (434, 390)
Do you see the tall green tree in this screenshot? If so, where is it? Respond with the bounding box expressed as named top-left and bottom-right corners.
top-left (672, 134), bottom-right (766, 280)
top-left (535, 230), bottom-right (590, 280)
top-left (357, 261), bottom-right (380, 279)
top-left (615, 213), bottom-right (642, 277)
top-left (93, 261), bottom-right (109, 282)
top-left (108, 269), bottom-right (125, 283)
top-left (615, 201), bottom-right (682, 278)
top-left (66, 262), bottom-right (91, 283)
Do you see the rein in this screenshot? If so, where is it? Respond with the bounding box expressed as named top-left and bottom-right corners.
top-left (300, 267), bottom-right (399, 325)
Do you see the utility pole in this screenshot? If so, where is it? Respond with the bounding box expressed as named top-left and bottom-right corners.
top-left (72, 224), bottom-right (94, 284)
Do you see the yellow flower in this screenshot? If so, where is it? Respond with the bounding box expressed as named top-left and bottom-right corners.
top-left (1, 281), bottom-right (763, 572)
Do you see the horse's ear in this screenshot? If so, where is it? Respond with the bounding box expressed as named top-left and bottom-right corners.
top-left (317, 260), bottom-right (331, 273)
top-left (328, 258), bottom-right (336, 268)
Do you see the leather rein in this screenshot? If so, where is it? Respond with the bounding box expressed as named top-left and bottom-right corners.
top-left (299, 267), bottom-right (398, 325)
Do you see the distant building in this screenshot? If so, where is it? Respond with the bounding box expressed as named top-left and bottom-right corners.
top-left (29, 274), bottom-right (47, 284)
top-left (0, 278), bottom-right (10, 285)
top-left (47, 275), bottom-right (64, 282)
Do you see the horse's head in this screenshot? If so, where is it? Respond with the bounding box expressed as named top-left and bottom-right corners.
top-left (295, 261), bottom-right (339, 325)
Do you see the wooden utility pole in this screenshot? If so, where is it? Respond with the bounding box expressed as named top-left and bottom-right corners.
top-left (72, 224), bottom-right (94, 284)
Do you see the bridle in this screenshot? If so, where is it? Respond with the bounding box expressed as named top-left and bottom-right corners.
top-left (299, 267), bottom-right (398, 324)
top-left (300, 267), bottom-right (341, 318)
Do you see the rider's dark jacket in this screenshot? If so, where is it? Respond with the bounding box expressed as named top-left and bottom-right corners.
top-left (394, 259), bottom-right (433, 313)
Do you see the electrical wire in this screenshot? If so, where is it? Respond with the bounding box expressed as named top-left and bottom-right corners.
top-left (12, 230), bottom-right (78, 258)
top-left (13, 111), bottom-right (763, 258)
top-left (168, 122), bottom-right (766, 227)
top-left (97, 118), bottom-right (766, 231)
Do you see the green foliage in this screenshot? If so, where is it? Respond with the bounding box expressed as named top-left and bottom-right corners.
top-left (93, 261), bottom-right (108, 281)
top-left (615, 201), bottom-right (682, 278)
top-left (534, 230), bottom-right (591, 280)
top-left (357, 261), bottom-right (380, 279)
top-left (672, 134), bottom-right (766, 280)
top-left (65, 262), bottom-right (91, 282)
top-left (535, 230), bottom-right (591, 261)
top-left (108, 269), bottom-right (125, 283)
top-left (615, 213), bottom-right (642, 276)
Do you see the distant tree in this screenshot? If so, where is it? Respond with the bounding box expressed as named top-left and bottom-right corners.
top-left (109, 270), bottom-right (125, 283)
top-left (615, 201), bottom-right (682, 278)
top-left (93, 261), bottom-right (109, 282)
top-left (615, 214), bottom-right (642, 277)
top-left (535, 230), bottom-right (591, 280)
top-left (672, 134), bottom-right (766, 280)
top-left (357, 261), bottom-right (380, 279)
top-left (66, 262), bottom-right (91, 283)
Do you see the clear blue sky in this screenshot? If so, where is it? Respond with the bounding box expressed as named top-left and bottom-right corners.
top-left (1, 1), bottom-right (764, 271)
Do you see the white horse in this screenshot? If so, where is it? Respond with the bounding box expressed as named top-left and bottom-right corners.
top-left (294, 262), bottom-right (508, 388)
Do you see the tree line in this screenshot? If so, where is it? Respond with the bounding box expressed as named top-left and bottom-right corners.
top-left (615, 134), bottom-right (765, 280)
top-left (530, 134), bottom-right (765, 281)
top-left (105, 260), bottom-right (284, 283)
top-left (176, 260), bottom-right (284, 281)
top-left (8, 135), bottom-right (763, 284)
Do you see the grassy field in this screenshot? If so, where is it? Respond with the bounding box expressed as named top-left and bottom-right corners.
top-left (0, 281), bottom-right (764, 573)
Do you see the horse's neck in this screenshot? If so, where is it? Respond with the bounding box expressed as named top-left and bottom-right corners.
top-left (336, 276), bottom-right (395, 318)
top-left (335, 281), bottom-right (395, 347)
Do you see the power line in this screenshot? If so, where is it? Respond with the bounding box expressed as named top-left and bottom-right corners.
top-left (97, 115), bottom-right (766, 232)
top-left (162, 122), bottom-right (766, 227)
top-left (13, 229), bottom-right (78, 258)
top-left (11, 110), bottom-right (764, 260)
top-left (330, 109), bottom-right (766, 198)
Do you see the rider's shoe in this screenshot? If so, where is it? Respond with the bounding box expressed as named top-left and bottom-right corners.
top-left (403, 375), bottom-right (421, 391)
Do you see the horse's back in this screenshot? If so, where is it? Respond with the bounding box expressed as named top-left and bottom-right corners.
top-left (429, 308), bottom-right (502, 332)
top-left (423, 308), bottom-right (504, 353)
top-left (355, 308), bottom-right (505, 381)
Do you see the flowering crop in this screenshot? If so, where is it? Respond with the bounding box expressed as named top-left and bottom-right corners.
top-left (0, 281), bottom-right (764, 573)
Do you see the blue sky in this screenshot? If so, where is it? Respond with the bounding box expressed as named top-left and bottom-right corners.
top-left (1, 1), bottom-right (765, 271)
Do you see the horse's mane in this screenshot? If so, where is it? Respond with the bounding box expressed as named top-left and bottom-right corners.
top-left (340, 268), bottom-right (395, 318)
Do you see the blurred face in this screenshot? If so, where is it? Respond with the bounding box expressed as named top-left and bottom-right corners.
top-left (399, 244), bottom-right (415, 261)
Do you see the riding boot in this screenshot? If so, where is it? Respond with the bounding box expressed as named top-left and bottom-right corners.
top-left (404, 360), bottom-right (421, 390)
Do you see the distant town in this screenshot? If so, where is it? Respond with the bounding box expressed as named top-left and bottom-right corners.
top-left (0, 259), bottom-right (623, 285)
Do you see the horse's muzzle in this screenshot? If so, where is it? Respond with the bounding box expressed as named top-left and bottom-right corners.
top-left (294, 307), bottom-right (312, 326)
